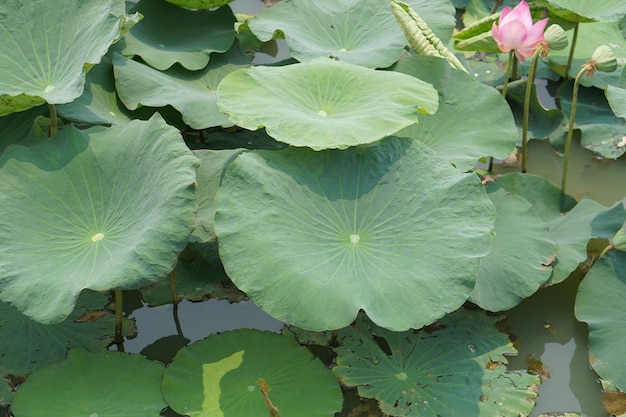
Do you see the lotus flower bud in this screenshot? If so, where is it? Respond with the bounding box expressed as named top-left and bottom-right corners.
top-left (591, 45), bottom-right (617, 73)
top-left (543, 24), bottom-right (568, 51)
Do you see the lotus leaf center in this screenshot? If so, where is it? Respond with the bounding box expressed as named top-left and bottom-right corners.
top-left (247, 385), bottom-right (255, 392)
top-left (395, 372), bottom-right (408, 380)
top-left (44, 85), bottom-right (54, 93)
top-left (91, 233), bottom-right (105, 242)
top-left (350, 234), bottom-right (360, 244)
top-left (318, 110), bottom-right (328, 117)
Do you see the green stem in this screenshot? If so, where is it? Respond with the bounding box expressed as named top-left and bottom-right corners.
top-left (565, 23), bottom-right (579, 79)
top-left (490, 0), bottom-right (503, 14)
top-left (114, 289), bottom-right (124, 350)
top-left (168, 270), bottom-right (178, 306)
top-left (522, 49), bottom-right (541, 173)
top-left (560, 67), bottom-right (586, 212)
top-left (48, 103), bottom-right (57, 137)
top-left (501, 50), bottom-right (515, 97)
top-left (599, 244), bottom-right (614, 259)
top-left (511, 53), bottom-right (519, 80)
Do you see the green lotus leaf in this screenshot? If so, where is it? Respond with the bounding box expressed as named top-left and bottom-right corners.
top-left (537, 0), bottom-right (626, 22)
top-left (558, 80), bottom-right (626, 159)
top-left (161, 329), bottom-right (342, 417)
top-left (393, 56), bottom-right (516, 171)
top-left (575, 250), bottom-right (626, 391)
top-left (57, 52), bottom-right (134, 126)
top-left (114, 47), bottom-right (249, 129)
top-left (0, 115), bottom-right (198, 323)
top-left (470, 183), bottom-right (557, 311)
top-left (214, 137), bottom-right (495, 331)
top-left (0, 106), bottom-right (48, 154)
top-left (0, 290), bottom-right (134, 405)
top-left (547, 22), bottom-right (626, 89)
top-left (165, 0), bottom-right (234, 9)
top-left (495, 173), bottom-right (605, 285)
top-left (333, 309), bottom-right (540, 417)
top-left (123, 0), bottom-right (237, 70)
top-left (191, 149), bottom-right (245, 243)
top-left (11, 349), bottom-right (165, 417)
top-left (607, 82), bottom-right (626, 121)
top-left (0, 0), bottom-right (126, 115)
top-left (247, 0), bottom-right (455, 68)
top-left (217, 58), bottom-right (438, 150)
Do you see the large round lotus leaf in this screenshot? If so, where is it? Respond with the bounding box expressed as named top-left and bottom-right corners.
top-left (114, 46), bottom-right (250, 129)
top-left (333, 310), bottom-right (540, 417)
top-left (393, 56), bottom-right (516, 171)
top-left (0, 0), bottom-right (125, 115)
top-left (161, 329), bottom-right (342, 417)
top-left (0, 115), bottom-right (198, 323)
top-left (575, 251), bottom-right (626, 391)
top-left (11, 349), bottom-right (165, 417)
top-left (247, 0), bottom-right (454, 68)
top-left (217, 58), bottom-right (438, 150)
top-left (214, 137), bottom-right (495, 331)
top-left (537, 0), bottom-right (626, 22)
top-left (495, 173), bottom-right (605, 285)
top-left (470, 183), bottom-right (557, 311)
top-left (123, 0), bottom-right (236, 71)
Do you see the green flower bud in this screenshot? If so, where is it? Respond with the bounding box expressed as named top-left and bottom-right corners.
top-left (543, 24), bottom-right (568, 51)
top-left (591, 45), bottom-right (618, 73)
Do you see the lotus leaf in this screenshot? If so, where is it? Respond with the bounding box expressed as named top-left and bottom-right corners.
top-left (247, 0), bottom-right (455, 68)
top-left (559, 80), bottom-right (626, 159)
top-left (0, 115), bottom-right (198, 323)
top-left (496, 173), bottom-right (605, 285)
top-left (537, 0), bottom-right (626, 22)
top-left (11, 349), bottom-right (166, 417)
top-left (470, 183), bottom-right (557, 311)
top-left (214, 137), bottom-right (495, 331)
top-left (166, 0), bottom-right (234, 9)
top-left (161, 329), bottom-right (342, 417)
top-left (575, 250), bottom-right (626, 391)
top-left (333, 309), bottom-right (539, 417)
top-left (0, 0), bottom-right (126, 115)
top-left (0, 106), bottom-right (48, 154)
top-left (114, 46), bottom-right (250, 129)
top-left (123, 0), bottom-right (237, 71)
top-left (217, 58), bottom-right (439, 150)
top-left (393, 56), bottom-right (516, 171)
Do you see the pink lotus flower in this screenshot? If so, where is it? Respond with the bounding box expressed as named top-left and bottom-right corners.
top-left (491, 1), bottom-right (548, 62)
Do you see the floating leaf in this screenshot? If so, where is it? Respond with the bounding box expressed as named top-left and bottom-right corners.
top-left (114, 46), bottom-right (250, 129)
top-left (393, 56), bottom-right (516, 171)
top-left (496, 173), bottom-right (605, 285)
top-left (247, 0), bottom-right (455, 68)
top-left (575, 250), bottom-right (626, 391)
top-left (123, 0), bottom-right (236, 70)
top-left (333, 310), bottom-right (539, 417)
top-left (0, 116), bottom-right (198, 323)
top-left (161, 329), bottom-right (342, 417)
top-left (217, 58), bottom-right (438, 150)
top-left (470, 183), bottom-right (557, 311)
top-left (0, 0), bottom-right (126, 115)
top-left (214, 137), bottom-right (495, 331)
top-left (11, 349), bottom-right (166, 417)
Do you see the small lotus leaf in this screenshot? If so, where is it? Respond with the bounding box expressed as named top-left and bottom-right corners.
top-left (165, 0), bottom-right (234, 9)
top-left (575, 251), bottom-right (626, 391)
top-left (248, 0), bottom-right (455, 68)
top-left (0, 0), bottom-right (126, 114)
top-left (0, 106), bottom-right (48, 154)
top-left (123, 0), bottom-right (236, 70)
top-left (214, 137), bottom-right (495, 331)
top-left (114, 47), bottom-right (250, 129)
top-left (217, 58), bottom-right (438, 150)
top-left (11, 349), bottom-right (166, 417)
top-left (496, 173), bottom-right (605, 285)
top-left (470, 183), bottom-right (557, 311)
top-left (0, 116), bottom-right (198, 323)
top-left (161, 329), bottom-right (342, 417)
top-left (333, 309), bottom-right (539, 417)
top-left (558, 80), bottom-right (626, 159)
top-left (393, 56), bottom-right (516, 171)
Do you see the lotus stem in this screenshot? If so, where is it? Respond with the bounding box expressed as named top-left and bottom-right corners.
top-left (114, 289), bottom-right (124, 350)
top-left (599, 244), bottom-right (614, 259)
top-left (511, 53), bottom-right (518, 80)
top-left (491, 0), bottom-right (503, 14)
top-left (565, 23), bottom-right (579, 79)
top-left (522, 48), bottom-right (541, 173)
top-left (48, 103), bottom-right (57, 137)
top-left (169, 270), bottom-right (178, 306)
top-left (560, 66), bottom-right (586, 211)
top-left (501, 50), bottom-right (515, 97)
